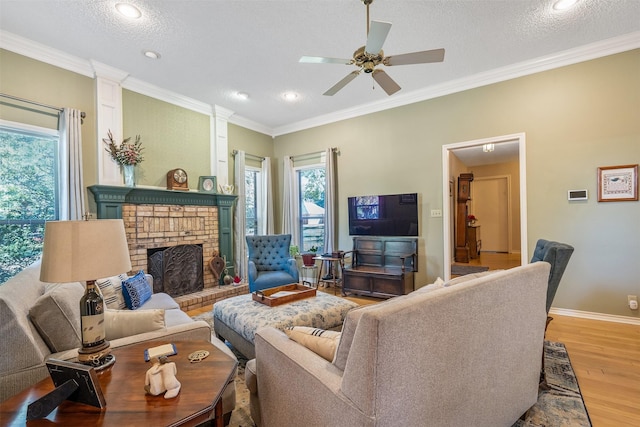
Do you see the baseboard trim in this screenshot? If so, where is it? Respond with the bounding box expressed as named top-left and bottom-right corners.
top-left (549, 307), bottom-right (640, 325)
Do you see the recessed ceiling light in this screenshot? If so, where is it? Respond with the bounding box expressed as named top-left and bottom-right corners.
top-left (115, 3), bottom-right (142, 19)
top-left (143, 50), bottom-right (160, 59)
top-left (283, 92), bottom-right (298, 101)
top-left (236, 92), bottom-right (249, 100)
top-left (552, 0), bottom-right (579, 11)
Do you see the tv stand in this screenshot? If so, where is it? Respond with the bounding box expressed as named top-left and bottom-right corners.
top-left (342, 236), bottom-right (417, 299)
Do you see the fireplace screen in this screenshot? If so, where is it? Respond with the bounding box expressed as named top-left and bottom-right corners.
top-left (148, 244), bottom-right (204, 297)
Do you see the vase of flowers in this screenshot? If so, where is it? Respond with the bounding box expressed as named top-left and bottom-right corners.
top-left (467, 214), bottom-right (477, 227)
top-left (103, 130), bottom-right (144, 187)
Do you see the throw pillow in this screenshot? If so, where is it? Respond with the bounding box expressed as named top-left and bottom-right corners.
top-left (29, 282), bottom-right (84, 352)
top-left (285, 326), bottom-right (341, 362)
top-left (122, 270), bottom-right (152, 310)
top-left (96, 273), bottom-right (128, 310)
top-left (104, 309), bottom-right (165, 340)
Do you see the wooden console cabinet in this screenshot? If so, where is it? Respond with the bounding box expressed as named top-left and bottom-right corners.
top-left (342, 236), bottom-right (417, 299)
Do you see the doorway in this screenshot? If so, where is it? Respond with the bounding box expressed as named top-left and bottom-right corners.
top-left (441, 133), bottom-right (528, 281)
top-left (472, 176), bottom-right (510, 253)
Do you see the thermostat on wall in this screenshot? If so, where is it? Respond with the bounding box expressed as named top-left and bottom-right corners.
top-left (568, 189), bottom-right (588, 201)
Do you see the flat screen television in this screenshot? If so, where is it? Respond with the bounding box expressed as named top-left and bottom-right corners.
top-left (348, 193), bottom-right (418, 236)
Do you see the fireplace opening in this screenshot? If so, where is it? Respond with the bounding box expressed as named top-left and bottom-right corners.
top-left (147, 244), bottom-right (204, 297)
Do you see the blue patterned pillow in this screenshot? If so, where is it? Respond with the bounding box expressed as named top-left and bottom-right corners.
top-left (122, 270), bottom-right (152, 310)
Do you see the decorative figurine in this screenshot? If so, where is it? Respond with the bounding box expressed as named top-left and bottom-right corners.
top-left (145, 356), bottom-right (181, 399)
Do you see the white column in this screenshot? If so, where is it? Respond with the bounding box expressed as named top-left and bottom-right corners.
top-left (90, 60), bottom-right (129, 185)
top-left (214, 105), bottom-right (234, 186)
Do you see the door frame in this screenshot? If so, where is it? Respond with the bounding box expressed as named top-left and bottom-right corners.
top-left (441, 133), bottom-right (528, 281)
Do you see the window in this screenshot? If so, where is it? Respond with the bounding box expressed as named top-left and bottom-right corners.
top-left (0, 122), bottom-right (60, 284)
top-left (297, 166), bottom-right (325, 251)
top-left (244, 167), bottom-right (261, 235)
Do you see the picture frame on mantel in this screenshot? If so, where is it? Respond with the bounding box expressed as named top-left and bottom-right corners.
top-left (597, 164), bottom-right (638, 202)
top-left (198, 176), bottom-right (217, 194)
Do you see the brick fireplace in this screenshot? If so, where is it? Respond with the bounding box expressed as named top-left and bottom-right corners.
top-left (89, 185), bottom-right (247, 310)
top-left (123, 204), bottom-right (218, 289)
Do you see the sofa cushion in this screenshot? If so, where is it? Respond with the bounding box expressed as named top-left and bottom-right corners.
top-left (29, 282), bottom-right (84, 352)
top-left (96, 273), bottom-right (128, 310)
top-left (445, 270), bottom-right (501, 287)
top-left (140, 293), bottom-right (181, 311)
top-left (285, 326), bottom-right (341, 362)
top-left (104, 309), bottom-right (165, 340)
top-left (122, 271), bottom-right (152, 310)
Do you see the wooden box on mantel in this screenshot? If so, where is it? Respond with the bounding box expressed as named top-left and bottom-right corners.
top-left (252, 284), bottom-right (316, 307)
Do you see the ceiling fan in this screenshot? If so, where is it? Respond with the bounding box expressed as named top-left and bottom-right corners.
top-left (300, 0), bottom-right (445, 96)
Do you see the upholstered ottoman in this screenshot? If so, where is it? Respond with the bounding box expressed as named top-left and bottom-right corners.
top-left (213, 292), bottom-right (358, 358)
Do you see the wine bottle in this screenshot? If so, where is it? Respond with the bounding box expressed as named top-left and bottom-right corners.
top-left (79, 281), bottom-right (106, 348)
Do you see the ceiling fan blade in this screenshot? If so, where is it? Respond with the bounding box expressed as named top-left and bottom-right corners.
top-left (365, 20), bottom-right (392, 55)
top-left (323, 71), bottom-right (360, 96)
top-left (300, 56), bottom-right (352, 65)
top-left (384, 48), bottom-right (445, 66)
top-left (372, 69), bottom-right (401, 96)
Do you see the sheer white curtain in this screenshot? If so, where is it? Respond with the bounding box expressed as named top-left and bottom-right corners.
top-left (282, 156), bottom-right (299, 246)
top-left (234, 150), bottom-right (247, 281)
top-left (324, 148), bottom-right (336, 253)
top-left (58, 108), bottom-right (85, 220)
top-left (260, 157), bottom-right (275, 234)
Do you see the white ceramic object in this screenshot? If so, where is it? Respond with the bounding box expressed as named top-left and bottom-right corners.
top-left (219, 184), bottom-right (234, 194)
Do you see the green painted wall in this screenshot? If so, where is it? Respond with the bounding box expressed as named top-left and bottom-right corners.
top-left (0, 49), bottom-right (97, 204)
top-left (228, 123), bottom-right (274, 184)
top-left (2, 45), bottom-right (639, 317)
top-left (122, 90), bottom-right (210, 189)
top-left (274, 49), bottom-right (640, 317)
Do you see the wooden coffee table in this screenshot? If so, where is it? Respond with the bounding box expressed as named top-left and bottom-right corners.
top-left (0, 340), bottom-right (237, 427)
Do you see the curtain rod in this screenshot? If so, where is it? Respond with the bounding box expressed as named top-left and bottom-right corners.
top-left (0, 93), bottom-right (86, 121)
top-left (291, 147), bottom-right (339, 161)
top-left (231, 150), bottom-right (265, 161)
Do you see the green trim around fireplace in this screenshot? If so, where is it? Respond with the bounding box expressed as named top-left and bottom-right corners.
top-left (88, 185), bottom-right (238, 278)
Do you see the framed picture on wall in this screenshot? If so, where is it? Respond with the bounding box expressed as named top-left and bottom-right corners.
top-left (597, 164), bottom-right (638, 202)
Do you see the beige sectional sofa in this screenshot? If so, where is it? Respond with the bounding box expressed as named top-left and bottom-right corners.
top-left (247, 263), bottom-right (550, 427)
top-left (0, 260), bottom-right (236, 422)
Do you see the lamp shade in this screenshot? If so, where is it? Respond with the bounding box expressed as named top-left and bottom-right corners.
top-left (40, 219), bottom-right (132, 283)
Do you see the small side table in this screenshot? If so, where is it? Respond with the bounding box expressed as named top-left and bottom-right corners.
top-left (314, 255), bottom-right (344, 295)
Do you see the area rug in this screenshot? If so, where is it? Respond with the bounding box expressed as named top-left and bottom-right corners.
top-left (192, 312), bottom-right (591, 427)
top-left (451, 264), bottom-right (490, 276)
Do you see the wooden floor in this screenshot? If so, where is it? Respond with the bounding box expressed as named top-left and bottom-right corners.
top-left (186, 252), bottom-right (640, 426)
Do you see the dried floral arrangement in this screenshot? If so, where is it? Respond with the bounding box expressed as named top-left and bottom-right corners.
top-left (103, 130), bottom-right (144, 166)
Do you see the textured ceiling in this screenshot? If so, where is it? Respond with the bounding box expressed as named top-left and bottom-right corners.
top-left (1, 0), bottom-right (639, 136)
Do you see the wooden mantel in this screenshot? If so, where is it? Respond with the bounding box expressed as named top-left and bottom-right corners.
top-left (88, 185), bottom-right (237, 277)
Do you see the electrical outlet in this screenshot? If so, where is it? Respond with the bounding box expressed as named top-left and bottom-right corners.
top-left (628, 295), bottom-right (638, 310)
top-left (431, 209), bottom-right (442, 217)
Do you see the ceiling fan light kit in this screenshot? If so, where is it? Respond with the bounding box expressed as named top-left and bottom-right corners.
top-left (301, 0), bottom-right (445, 97)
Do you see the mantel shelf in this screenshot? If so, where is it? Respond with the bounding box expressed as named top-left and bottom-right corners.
top-left (88, 185), bottom-right (237, 207)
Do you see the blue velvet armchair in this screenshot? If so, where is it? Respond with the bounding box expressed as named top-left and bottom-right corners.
top-left (530, 239), bottom-right (575, 314)
top-left (246, 234), bottom-right (300, 293)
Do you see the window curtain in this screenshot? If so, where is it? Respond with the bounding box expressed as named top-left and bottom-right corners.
top-left (58, 108), bottom-right (85, 220)
top-left (260, 157), bottom-right (275, 235)
top-left (324, 148), bottom-right (336, 254)
top-left (282, 156), bottom-right (299, 246)
top-left (234, 150), bottom-right (247, 281)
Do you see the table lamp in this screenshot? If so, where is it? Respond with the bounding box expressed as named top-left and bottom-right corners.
top-left (39, 219), bottom-right (132, 367)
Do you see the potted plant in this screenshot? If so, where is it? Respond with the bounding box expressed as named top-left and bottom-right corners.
top-left (301, 246), bottom-right (318, 267)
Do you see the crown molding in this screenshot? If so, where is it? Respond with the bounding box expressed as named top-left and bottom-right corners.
top-left (272, 31), bottom-right (640, 137)
top-left (90, 60), bottom-right (129, 82)
top-left (3, 29), bottom-right (638, 138)
top-left (122, 77), bottom-right (214, 117)
top-left (0, 30), bottom-right (94, 78)
top-left (227, 114), bottom-right (274, 137)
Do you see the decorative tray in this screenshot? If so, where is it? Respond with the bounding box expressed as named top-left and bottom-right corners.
top-left (252, 284), bottom-right (317, 307)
